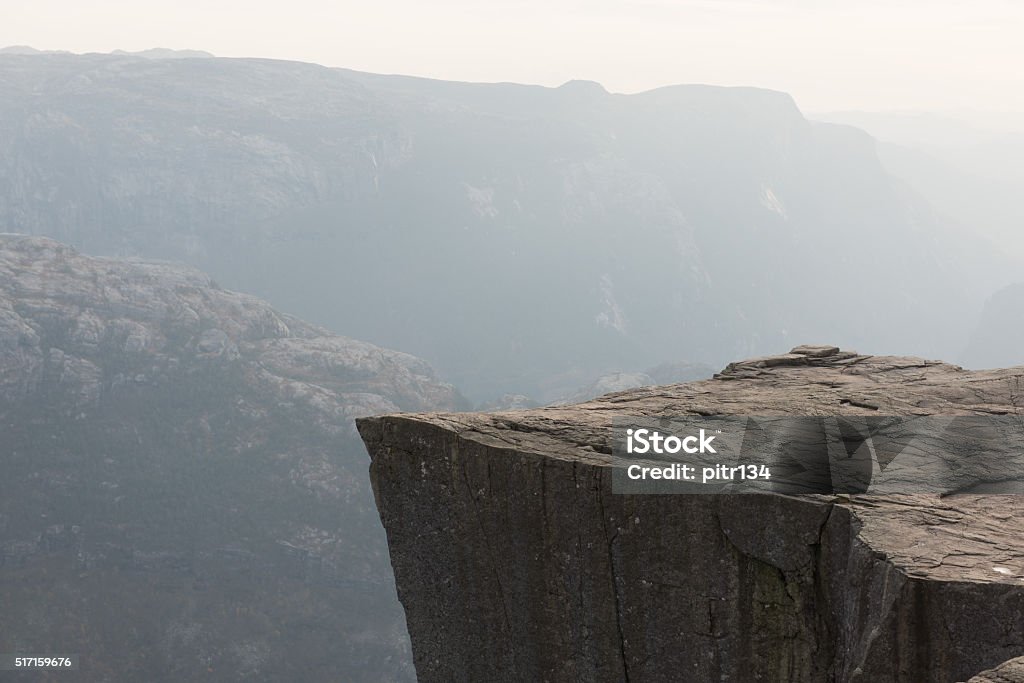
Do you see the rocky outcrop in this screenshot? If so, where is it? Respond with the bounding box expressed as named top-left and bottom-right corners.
top-left (359, 345), bottom-right (1024, 683)
top-left (966, 657), bottom-right (1024, 683)
top-left (0, 235), bottom-right (464, 681)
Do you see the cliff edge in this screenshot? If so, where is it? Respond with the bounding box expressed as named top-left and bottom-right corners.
top-left (359, 346), bottom-right (1024, 683)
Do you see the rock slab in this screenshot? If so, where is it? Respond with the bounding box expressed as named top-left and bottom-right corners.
top-left (966, 657), bottom-right (1024, 683)
top-left (360, 346), bottom-right (1024, 683)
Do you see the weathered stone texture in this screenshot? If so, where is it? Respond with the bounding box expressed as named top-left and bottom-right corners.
top-left (966, 657), bottom-right (1024, 683)
top-left (360, 346), bottom-right (1024, 683)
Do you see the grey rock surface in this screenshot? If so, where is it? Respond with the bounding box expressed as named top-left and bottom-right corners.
top-left (359, 345), bottom-right (1024, 683)
top-left (0, 235), bottom-right (464, 681)
top-left (966, 657), bottom-right (1024, 683)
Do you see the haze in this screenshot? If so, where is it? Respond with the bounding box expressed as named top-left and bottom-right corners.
top-left (3, 0), bottom-right (1024, 115)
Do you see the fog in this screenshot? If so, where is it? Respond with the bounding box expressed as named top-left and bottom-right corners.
top-left (4, 0), bottom-right (1024, 113)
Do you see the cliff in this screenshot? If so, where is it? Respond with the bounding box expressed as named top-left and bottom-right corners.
top-left (0, 52), bottom-right (1009, 401)
top-left (0, 235), bottom-right (463, 681)
top-left (359, 346), bottom-right (1024, 683)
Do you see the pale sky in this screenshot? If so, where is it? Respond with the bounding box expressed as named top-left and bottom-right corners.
top-left (3, 0), bottom-right (1024, 114)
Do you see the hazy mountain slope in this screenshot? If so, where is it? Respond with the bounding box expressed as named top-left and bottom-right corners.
top-left (812, 111), bottom-right (1024, 369)
top-left (962, 282), bottom-right (1024, 368)
top-left (814, 110), bottom-right (1024, 259)
top-left (0, 235), bottom-right (463, 681)
top-left (0, 53), bottom-right (1009, 400)
top-left (872, 142), bottom-right (1024, 254)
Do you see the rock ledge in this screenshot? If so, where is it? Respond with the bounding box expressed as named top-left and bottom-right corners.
top-left (360, 347), bottom-right (1024, 683)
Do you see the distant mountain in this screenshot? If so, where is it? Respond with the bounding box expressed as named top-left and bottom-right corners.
top-left (0, 45), bottom-right (70, 55)
top-left (813, 111), bottom-right (1024, 370)
top-left (814, 110), bottom-right (1024, 259)
top-left (0, 235), bottom-right (463, 681)
top-left (0, 52), bottom-right (1010, 401)
top-left (553, 361), bottom-right (715, 405)
top-left (110, 48), bottom-right (215, 59)
top-left (872, 139), bottom-right (1024, 261)
top-left (962, 282), bottom-right (1024, 369)
top-left (811, 111), bottom-right (1005, 149)
top-left (1, 46), bottom-right (213, 59)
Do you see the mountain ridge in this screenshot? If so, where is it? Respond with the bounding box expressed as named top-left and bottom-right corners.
top-left (0, 51), bottom-right (1011, 401)
top-left (0, 234), bottom-right (463, 681)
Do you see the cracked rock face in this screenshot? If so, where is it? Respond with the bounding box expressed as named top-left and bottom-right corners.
top-left (359, 345), bottom-right (1024, 683)
top-left (0, 235), bottom-right (464, 681)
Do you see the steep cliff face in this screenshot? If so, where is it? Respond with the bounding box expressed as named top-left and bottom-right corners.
top-left (0, 235), bottom-right (463, 681)
top-left (359, 346), bottom-right (1024, 683)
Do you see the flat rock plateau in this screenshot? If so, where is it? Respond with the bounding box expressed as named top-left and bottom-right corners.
top-left (0, 235), bottom-right (463, 681)
top-left (359, 345), bottom-right (1024, 683)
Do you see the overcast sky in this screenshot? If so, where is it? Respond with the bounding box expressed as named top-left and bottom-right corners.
top-left (3, 0), bottom-right (1023, 114)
